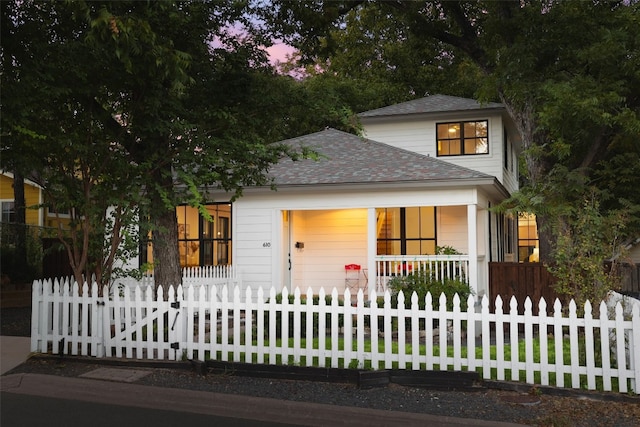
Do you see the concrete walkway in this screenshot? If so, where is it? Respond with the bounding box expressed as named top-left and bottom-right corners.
top-left (1, 373), bottom-right (526, 427)
top-left (0, 336), bottom-right (31, 375)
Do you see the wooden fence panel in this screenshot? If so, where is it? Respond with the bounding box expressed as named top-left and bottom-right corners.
top-left (489, 261), bottom-right (640, 308)
top-left (489, 262), bottom-right (561, 313)
top-left (619, 263), bottom-right (640, 295)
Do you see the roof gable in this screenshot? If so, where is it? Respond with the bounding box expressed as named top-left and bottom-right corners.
top-left (358, 94), bottom-right (504, 119)
top-left (268, 128), bottom-right (493, 186)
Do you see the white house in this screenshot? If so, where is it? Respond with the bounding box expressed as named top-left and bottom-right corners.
top-left (230, 95), bottom-right (521, 300)
top-left (140, 95), bottom-right (522, 301)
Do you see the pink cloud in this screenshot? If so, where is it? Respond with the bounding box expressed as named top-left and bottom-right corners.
top-left (265, 42), bottom-right (296, 65)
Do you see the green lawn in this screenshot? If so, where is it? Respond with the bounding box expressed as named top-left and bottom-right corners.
top-left (199, 334), bottom-right (626, 392)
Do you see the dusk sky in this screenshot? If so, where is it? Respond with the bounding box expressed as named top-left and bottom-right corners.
top-left (266, 42), bottom-right (296, 65)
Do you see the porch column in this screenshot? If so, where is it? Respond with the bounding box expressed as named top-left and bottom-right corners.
top-left (467, 204), bottom-right (478, 296)
top-left (367, 208), bottom-right (376, 302)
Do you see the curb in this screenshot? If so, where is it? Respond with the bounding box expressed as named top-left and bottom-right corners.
top-left (23, 353), bottom-right (640, 404)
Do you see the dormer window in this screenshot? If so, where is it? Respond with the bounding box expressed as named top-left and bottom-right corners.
top-left (437, 120), bottom-right (488, 156)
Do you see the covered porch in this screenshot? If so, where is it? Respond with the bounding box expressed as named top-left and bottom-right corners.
top-left (280, 203), bottom-right (490, 301)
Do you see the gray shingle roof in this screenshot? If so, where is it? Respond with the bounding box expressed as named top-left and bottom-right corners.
top-left (358, 94), bottom-right (504, 118)
top-left (268, 128), bottom-right (493, 186)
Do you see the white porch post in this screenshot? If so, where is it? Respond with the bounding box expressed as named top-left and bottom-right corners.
top-left (367, 208), bottom-right (377, 302)
top-left (467, 204), bottom-right (478, 297)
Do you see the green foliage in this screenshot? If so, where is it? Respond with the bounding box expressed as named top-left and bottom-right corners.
top-left (266, 0), bottom-right (640, 281)
top-left (2, 1), bottom-right (331, 291)
top-left (0, 224), bottom-right (43, 283)
top-left (0, 222), bottom-right (60, 283)
top-left (387, 270), bottom-right (473, 311)
top-left (435, 245), bottom-right (462, 255)
top-left (548, 191), bottom-right (628, 307)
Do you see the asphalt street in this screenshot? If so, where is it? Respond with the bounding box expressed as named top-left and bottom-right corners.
top-left (1, 392), bottom-right (294, 427)
top-left (0, 372), bottom-right (525, 427)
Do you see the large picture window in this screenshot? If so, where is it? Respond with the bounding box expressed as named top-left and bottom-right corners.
top-left (437, 120), bottom-right (488, 156)
top-left (141, 203), bottom-right (232, 268)
top-left (376, 207), bottom-right (436, 255)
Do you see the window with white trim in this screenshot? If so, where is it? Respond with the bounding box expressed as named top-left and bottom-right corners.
top-left (1, 201), bottom-right (15, 223)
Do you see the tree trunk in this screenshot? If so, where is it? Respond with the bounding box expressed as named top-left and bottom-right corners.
top-left (535, 214), bottom-right (554, 265)
top-left (149, 168), bottom-right (181, 299)
top-left (12, 170), bottom-right (28, 282)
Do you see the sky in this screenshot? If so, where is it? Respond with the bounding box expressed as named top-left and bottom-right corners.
top-left (265, 42), bottom-right (296, 65)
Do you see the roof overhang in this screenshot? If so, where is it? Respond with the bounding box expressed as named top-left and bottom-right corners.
top-left (242, 176), bottom-right (511, 201)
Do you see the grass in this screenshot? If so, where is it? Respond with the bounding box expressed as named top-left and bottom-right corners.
top-left (195, 333), bottom-right (628, 393)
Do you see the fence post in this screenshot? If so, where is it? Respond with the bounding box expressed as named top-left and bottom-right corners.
top-left (30, 280), bottom-right (40, 352)
top-left (631, 303), bottom-right (640, 394)
top-left (97, 284), bottom-right (107, 358)
top-left (524, 297), bottom-right (534, 384)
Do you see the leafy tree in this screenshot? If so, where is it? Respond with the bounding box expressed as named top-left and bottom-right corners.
top-left (263, 0), bottom-right (640, 301)
top-left (1, 1), bottom-right (145, 289)
top-left (548, 189), bottom-right (629, 307)
top-left (2, 1), bottom-right (325, 295)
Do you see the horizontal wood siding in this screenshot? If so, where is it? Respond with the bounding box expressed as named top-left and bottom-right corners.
top-left (436, 206), bottom-right (468, 253)
top-left (363, 119), bottom-right (431, 156)
top-left (292, 209), bottom-right (367, 294)
top-left (234, 207), bottom-right (274, 292)
top-left (1, 174), bottom-right (42, 226)
top-left (363, 113), bottom-right (513, 192)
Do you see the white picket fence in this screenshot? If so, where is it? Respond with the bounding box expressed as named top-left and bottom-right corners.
top-left (30, 279), bottom-right (640, 394)
top-left (113, 265), bottom-right (240, 295)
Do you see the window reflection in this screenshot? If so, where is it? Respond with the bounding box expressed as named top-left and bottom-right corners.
top-left (142, 203), bottom-right (232, 268)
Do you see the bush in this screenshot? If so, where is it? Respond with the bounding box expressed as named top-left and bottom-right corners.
top-left (387, 270), bottom-right (473, 311)
top-left (0, 224), bottom-right (43, 283)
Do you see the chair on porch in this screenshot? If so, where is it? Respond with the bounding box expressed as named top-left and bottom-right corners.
top-left (344, 264), bottom-right (362, 292)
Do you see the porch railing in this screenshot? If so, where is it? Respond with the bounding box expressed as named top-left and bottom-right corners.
top-left (374, 255), bottom-right (469, 292)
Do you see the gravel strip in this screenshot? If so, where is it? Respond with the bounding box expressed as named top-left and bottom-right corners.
top-left (6, 357), bottom-right (640, 427)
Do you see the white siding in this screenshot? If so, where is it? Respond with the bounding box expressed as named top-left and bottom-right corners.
top-left (502, 136), bottom-right (519, 194)
top-left (362, 113), bottom-right (519, 194)
top-left (437, 205), bottom-right (468, 253)
top-left (234, 207), bottom-right (275, 293)
top-left (291, 209), bottom-right (367, 295)
top-left (234, 186), bottom-right (500, 299)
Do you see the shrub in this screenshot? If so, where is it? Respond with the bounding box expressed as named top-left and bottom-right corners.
top-left (387, 270), bottom-right (473, 311)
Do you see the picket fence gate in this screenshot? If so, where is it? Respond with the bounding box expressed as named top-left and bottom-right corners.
top-left (30, 279), bottom-right (640, 395)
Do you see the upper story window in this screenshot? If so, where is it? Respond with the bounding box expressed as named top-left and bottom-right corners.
top-left (437, 120), bottom-right (488, 156)
top-left (503, 127), bottom-right (511, 171)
